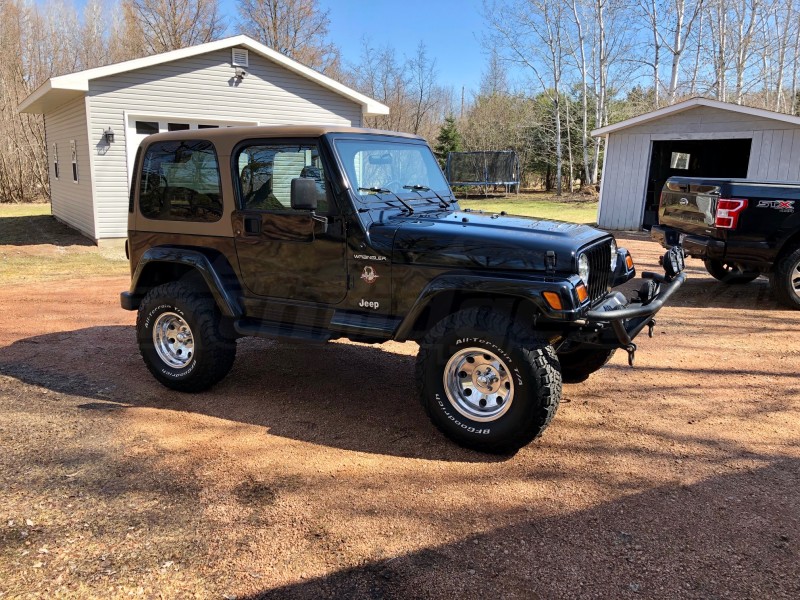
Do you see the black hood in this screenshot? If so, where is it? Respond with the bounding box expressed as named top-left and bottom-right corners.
top-left (367, 210), bottom-right (609, 272)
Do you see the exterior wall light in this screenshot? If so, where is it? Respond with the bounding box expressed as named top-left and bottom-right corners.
top-left (103, 127), bottom-right (115, 144)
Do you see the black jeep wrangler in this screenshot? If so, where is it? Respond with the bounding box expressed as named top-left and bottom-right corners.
top-left (122, 126), bottom-right (686, 453)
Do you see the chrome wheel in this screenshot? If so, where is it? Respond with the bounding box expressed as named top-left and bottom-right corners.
top-left (443, 347), bottom-right (514, 422)
top-left (153, 312), bottom-right (194, 369)
top-left (791, 257), bottom-right (800, 299)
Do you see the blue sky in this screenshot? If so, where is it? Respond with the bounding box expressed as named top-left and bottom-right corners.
top-left (318, 0), bottom-right (488, 92)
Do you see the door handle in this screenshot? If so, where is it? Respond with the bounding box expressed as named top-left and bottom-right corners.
top-left (243, 216), bottom-right (261, 235)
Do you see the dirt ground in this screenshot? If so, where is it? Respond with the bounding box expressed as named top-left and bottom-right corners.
top-left (1, 233), bottom-right (798, 599)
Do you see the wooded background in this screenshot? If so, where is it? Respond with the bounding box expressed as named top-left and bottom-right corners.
top-left (2, 0), bottom-right (800, 202)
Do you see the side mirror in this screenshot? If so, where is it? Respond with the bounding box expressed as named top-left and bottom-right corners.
top-left (291, 177), bottom-right (318, 211)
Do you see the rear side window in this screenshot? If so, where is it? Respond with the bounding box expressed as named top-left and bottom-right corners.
top-left (139, 140), bottom-right (223, 222)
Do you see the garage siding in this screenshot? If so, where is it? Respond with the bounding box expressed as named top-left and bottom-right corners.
top-left (87, 48), bottom-right (364, 239)
top-left (598, 105), bottom-right (800, 230)
top-left (45, 96), bottom-right (95, 238)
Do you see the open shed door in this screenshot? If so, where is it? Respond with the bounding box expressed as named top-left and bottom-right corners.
top-left (643, 138), bottom-right (751, 229)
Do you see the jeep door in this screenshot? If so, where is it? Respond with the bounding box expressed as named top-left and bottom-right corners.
top-left (231, 141), bottom-right (347, 304)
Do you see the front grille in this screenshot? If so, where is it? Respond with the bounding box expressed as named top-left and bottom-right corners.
top-left (583, 240), bottom-right (612, 304)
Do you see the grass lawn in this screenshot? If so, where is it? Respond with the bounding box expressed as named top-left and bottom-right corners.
top-left (459, 193), bottom-right (598, 224)
top-left (0, 203), bottom-right (129, 285)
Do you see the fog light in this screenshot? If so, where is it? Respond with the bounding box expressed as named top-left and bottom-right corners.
top-left (543, 291), bottom-right (563, 310)
top-left (663, 246), bottom-right (685, 279)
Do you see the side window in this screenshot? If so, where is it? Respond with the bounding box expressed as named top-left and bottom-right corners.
top-left (139, 140), bottom-right (223, 222)
top-left (52, 143), bottom-right (59, 179)
top-left (70, 140), bottom-right (78, 182)
top-left (235, 143), bottom-right (329, 213)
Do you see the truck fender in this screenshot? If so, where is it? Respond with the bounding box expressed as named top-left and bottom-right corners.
top-left (393, 272), bottom-right (574, 341)
top-left (125, 247), bottom-right (242, 318)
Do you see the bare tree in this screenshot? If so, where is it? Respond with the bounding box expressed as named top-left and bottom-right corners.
top-left (488, 0), bottom-right (567, 194)
top-left (237, 0), bottom-right (339, 74)
top-left (123, 0), bottom-right (224, 54)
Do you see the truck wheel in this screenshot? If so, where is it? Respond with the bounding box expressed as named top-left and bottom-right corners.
top-left (703, 259), bottom-right (759, 284)
top-left (557, 346), bottom-right (616, 384)
top-left (416, 307), bottom-right (561, 454)
top-left (770, 246), bottom-right (800, 309)
top-left (136, 282), bottom-right (236, 392)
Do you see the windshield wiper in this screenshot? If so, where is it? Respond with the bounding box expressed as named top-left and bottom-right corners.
top-left (358, 187), bottom-right (414, 214)
top-left (403, 185), bottom-right (452, 209)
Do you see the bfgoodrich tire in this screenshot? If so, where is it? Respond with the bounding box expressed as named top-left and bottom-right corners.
top-left (770, 246), bottom-right (800, 310)
top-left (557, 346), bottom-right (616, 384)
top-left (416, 307), bottom-right (561, 454)
top-left (136, 282), bottom-right (236, 392)
top-left (703, 259), bottom-right (760, 284)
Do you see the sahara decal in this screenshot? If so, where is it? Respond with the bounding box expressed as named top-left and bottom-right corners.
top-left (361, 265), bottom-right (379, 284)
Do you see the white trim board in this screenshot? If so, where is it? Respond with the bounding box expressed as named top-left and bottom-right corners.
top-left (592, 98), bottom-right (800, 137)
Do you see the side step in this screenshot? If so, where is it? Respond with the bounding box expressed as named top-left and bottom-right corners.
top-left (329, 311), bottom-right (402, 339)
top-left (234, 319), bottom-right (331, 343)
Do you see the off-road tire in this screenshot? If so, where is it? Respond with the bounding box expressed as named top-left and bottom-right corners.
top-left (557, 346), bottom-right (616, 384)
top-left (136, 282), bottom-right (236, 392)
top-left (703, 259), bottom-right (760, 284)
top-left (416, 307), bottom-right (561, 454)
top-left (770, 246), bottom-right (800, 309)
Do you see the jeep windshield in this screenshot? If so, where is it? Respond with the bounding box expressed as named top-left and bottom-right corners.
top-left (334, 139), bottom-right (452, 206)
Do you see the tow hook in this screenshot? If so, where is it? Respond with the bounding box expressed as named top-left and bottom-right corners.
top-left (647, 319), bottom-right (656, 338)
top-left (625, 343), bottom-right (637, 366)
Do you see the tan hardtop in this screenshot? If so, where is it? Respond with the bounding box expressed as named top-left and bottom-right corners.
top-left (142, 125), bottom-right (425, 155)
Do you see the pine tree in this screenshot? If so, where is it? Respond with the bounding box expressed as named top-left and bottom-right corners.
top-left (434, 116), bottom-right (462, 168)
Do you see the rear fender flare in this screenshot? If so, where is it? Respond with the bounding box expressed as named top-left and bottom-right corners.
top-left (130, 247), bottom-right (242, 318)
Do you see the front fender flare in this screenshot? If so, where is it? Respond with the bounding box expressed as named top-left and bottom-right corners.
top-left (393, 272), bottom-right (581, 341)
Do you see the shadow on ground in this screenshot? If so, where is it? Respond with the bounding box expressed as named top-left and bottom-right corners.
top-left (0, 326), bottom-right (503, 463)
top-left (0, 214), bottom-right (93, 246)
top-left (241, 457), bottom-right (800, 599)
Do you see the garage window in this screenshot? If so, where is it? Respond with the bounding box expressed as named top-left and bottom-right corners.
top-left (136, 121), bottom-right (159, 135)
top-left (139, 140), bottom-right (223, 222)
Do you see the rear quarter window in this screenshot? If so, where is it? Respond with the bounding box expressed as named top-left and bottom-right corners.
top-left (139, 140), bottom-right (223, 222)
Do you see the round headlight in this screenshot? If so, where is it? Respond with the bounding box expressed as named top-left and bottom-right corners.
top-left (578, 253), bottom-right (590, 284)
top-left (610, 239), bottom-right (618, 270)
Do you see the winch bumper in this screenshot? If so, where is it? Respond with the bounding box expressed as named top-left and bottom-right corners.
top-left (572, 247), bottom-right (687, 365)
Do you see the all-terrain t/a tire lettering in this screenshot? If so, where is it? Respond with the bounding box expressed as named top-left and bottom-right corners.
top-left (137, 282), bottom-right (236, 392)
top-left (416, 307), bottom-right (562, 454)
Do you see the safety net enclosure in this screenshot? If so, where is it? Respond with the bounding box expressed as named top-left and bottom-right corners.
top-left (445, 151), bottom-right (520, 187)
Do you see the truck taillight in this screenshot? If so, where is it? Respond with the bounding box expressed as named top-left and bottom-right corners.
top-left (714, 198), bottom-right (748, 229)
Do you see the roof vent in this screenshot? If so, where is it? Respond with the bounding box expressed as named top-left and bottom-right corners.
top-left (232, 48), bottom-right (249, 67)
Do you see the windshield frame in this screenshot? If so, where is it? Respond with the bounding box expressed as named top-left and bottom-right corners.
top-left (327, 134), bottom-right (454, 207)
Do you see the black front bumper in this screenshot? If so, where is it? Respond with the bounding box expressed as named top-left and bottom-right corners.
top-left (585, 271), bottom-right (686, 348)
top-left (568, 247), bottom-right (687, 363)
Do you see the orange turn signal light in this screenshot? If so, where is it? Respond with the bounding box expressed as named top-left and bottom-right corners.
top-left (576, 283), bottom-right (589, 303)
top-left (542, 291), bottom-right (563, 310)
top-left (625, 255), bottom-right (634, 270)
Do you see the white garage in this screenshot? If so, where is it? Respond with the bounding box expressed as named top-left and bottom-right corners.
top-left (593, 98), bottom-right (800, 231)
top-left (18, 35), bottom-right (388, 244)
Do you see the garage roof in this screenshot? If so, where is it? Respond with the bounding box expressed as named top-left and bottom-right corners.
top-left (592, 97), bottom-right (800, 137)
top-left (18, 35), bottom-right (390, 116)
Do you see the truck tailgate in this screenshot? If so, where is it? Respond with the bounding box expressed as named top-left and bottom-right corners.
top-left (658, 180), bottom-right (720, 237)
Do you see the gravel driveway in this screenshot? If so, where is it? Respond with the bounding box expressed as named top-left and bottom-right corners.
top-left (1, 235), bottom-right (798, 599)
